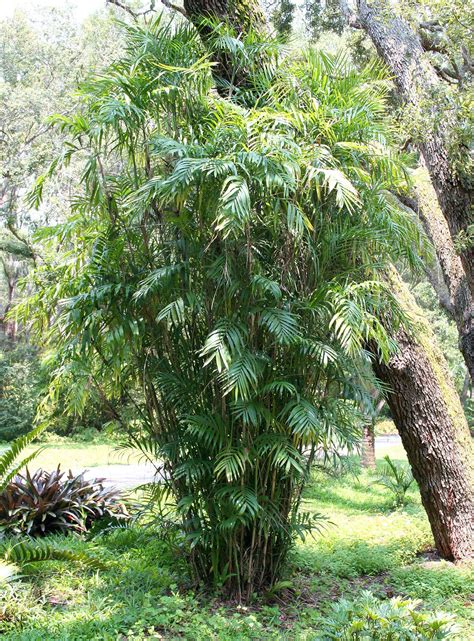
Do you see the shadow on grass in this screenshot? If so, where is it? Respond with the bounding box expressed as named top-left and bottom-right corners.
top-left (303, 459), bottom-right (422, 516)
top-left (295, 536), bottom-right (424, 580)
top-left (303, 485), bottom-right (393, 514)
top-left (302, 469), bottom-right (404, 514)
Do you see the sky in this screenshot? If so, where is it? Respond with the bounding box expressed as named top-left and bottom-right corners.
top-left (0, 0), bottom-right (308, 25)
top-left (0, 0), bottom-right (105, 22)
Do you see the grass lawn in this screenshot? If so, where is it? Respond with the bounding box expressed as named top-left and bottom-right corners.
top-left (2, 458), bottom-right (472, 640)
top-left (0, 437), bottom-right (407, 472)
top-left (0, 440), bottom-right (141, 470)
top-left (376, 441), bottom-right (407, 461)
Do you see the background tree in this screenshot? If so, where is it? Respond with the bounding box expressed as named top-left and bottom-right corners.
top-left (0, 7), bottom-right (125, 440)
top-left (338, 1), bottom-right (474, 301)
top-left (296, 0), bottom-right (474, 385)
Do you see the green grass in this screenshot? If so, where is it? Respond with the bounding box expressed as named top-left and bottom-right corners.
top-left (0, 440), bottom-right (141, 470)
top-left (0, 437), bottom-right (406, 472)
top-left (1, 461), bottom-right (473, 640)
top-left (375, 441), bottom-right (406, 461)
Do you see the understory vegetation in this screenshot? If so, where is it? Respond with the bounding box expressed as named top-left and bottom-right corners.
top-left (1, 462), bottom-right (471, 640)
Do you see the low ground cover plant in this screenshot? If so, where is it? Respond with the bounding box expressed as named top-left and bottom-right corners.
top-left (320, 591), bottom-right (457, 640)
top-left (1, 466), bottom-right (471, 640)
top-left (376, 455), bottom-right (416, 508)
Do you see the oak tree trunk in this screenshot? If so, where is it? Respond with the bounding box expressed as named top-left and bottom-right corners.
top-left (373, 273), bottom-right (474, 560)
top-left (184, 0), bottom-right (266, 32)
top-left (397, 172), bottom-right (474, 384)
top-left (183, 0), bottom-right (268, 91)
top-left (355, 0), bottom-right (474, 299)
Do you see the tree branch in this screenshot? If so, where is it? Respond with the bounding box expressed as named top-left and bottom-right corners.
top-left (339, 0), bottom-right (362, 29)
top-left (106, 0), bottom-right (187, 19)
top-left (106, 0), bottom-right (138, 19)
top-left (161, 0), bottom-right (188, 17)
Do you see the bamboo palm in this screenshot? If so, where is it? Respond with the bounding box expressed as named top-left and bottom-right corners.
top-left (19, 17), bottom-right (427, 597)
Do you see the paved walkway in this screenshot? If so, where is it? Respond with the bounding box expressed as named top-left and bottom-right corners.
top-left (78, 436), bottom-right (402, 491)
top-left (80, 463), bottom-right (158, 490)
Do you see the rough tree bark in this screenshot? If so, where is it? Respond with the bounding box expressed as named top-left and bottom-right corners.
top-left (395, 170), bottom-right (474, 383)
top-left (184, 0), bottom-right (268, 90)
top-left (354, 0), bottom-right (474, 300)
top-left (373, 273), bottom-right (474, 560)
top-left (361, 394), bottom-right (384, 469)
top-left (361, 421), bottom-right (376, 469)
top-left (184, 0), bottom-right (266, 32)
top-left (0, 257), bottom-right (19, 340)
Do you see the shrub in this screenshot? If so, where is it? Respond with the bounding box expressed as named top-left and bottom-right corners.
top-left (21, 18), bottom-right (427, 597)
top-left (0, 340), bottom-right (119, 442)
top-left (318, 591), bottom-right (457, 640)
top-left (0, 426), bottom-right (106, 582)
top-left (375, 419), bottom-right (397, 436)
top-left (0, 344), bottom-right (44, 441)
top-left (376, 455), bottom-right (416, 507)
top-left (0, 467), bottom-right (129, 536)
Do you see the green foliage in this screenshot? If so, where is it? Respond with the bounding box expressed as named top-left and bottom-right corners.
top-left (0, 340), bottom-right (124, 442)
top-left (0, 8), bottom-right (125, 448)
top-left (0, 344), bottom-right (44, 441)
top-left (0, 467), bottom-right (129, 537)
top-left (304, 0), bottom-right (345, 42)
top-left (0, 5), bottom-right (123, 233)
top-left (0, 423), bottom-right (46, 492)
top-left (392, 562), bottom-right (474, 602)
top-left (0, 538), bottom-right (106, 574)
top-left (376, 455), bottom-right (416, 508)
top-left (375, 419), bottom-right (397, 435)
top-left (20, 17), bottom-right (427, 596)
top-left (0, 469), bottom-right (471, 639)
top-left (0, 537), bottom-right (105, 590)
top-left (319, 591), bottom-right (457, 640)
top-left (272, 0), bottom-right (295, 38)
top-left (464, 396), bottom-right (474, 433)
top-left (0, 234), bottom-right (34, 260)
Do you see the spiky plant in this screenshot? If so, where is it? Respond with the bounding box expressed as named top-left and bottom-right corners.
top-left (0, 426), bottom-right (106, 580)
top-left (377, 455), bottom-right (416, 508)
top-left (0, 538), bottom-right (106, 585)
top-left (20, 17), bottom-right (426, 598)
top-left (0, 467), bottom-right (130, 537)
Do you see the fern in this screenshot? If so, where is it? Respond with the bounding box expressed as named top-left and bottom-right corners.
top-left (1, 540), bottom-right (106, 570)
top-left (376, 455), bottom-right (416, 508)
top-left (0, 423), bottom-right (46, 492)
